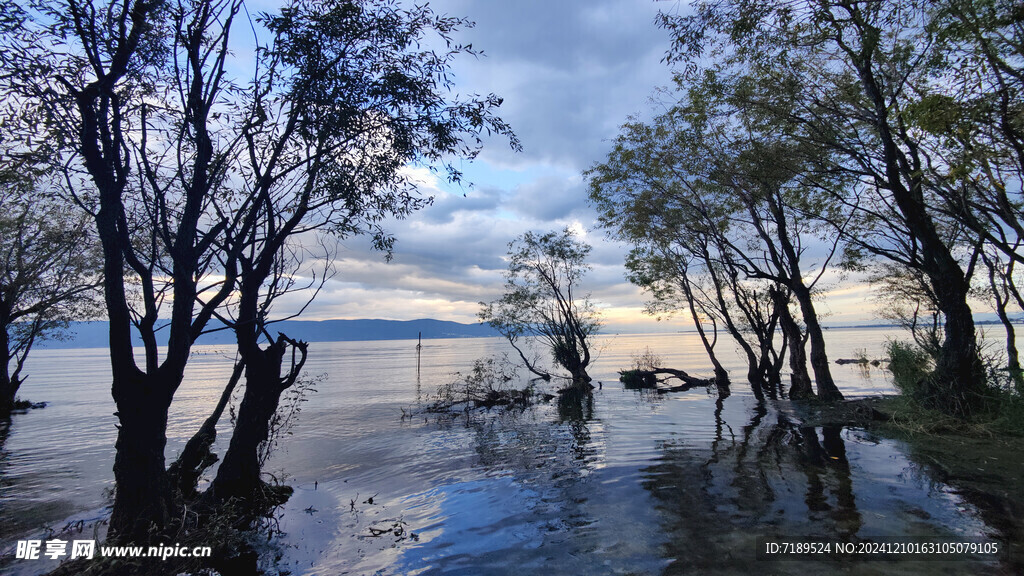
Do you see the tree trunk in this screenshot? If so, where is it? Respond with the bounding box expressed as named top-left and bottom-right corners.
top-left (926, 284), bottom-right (986, 415)
top-left (745, 350), bottom-right (766, 402)
top-left (210, 348), bottom-right (284, 505)
top-left (108, 373), bottom-right (174, 545)
top-left (679, 272), bottom-right (730, 385)
top-left (848, 15), bottom-right (983, 416)
top-left (569, 366), bottom-right (592, 388)
top-left (985, 252), bottom-right (1022, 391)
top-left (772, 288), bottom-right (813, 399)
top-left (169, 359), bottom-right (245, 497)
top-left (0, 323), bottom-right (15, 415)
top-left (791, 283), bottom-right (843, 401)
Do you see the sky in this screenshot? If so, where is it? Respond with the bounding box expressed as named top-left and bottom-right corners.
top-left (271, 0), bottom-right (881, 333)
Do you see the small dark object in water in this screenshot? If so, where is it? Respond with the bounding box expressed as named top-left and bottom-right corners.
top-left (620, 368), bottom-right (714, 391)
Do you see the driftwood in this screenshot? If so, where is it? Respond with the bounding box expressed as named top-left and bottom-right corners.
top-left (834, 358), bottom-right (883, 366)
top-left (620, 368), bottom-right (716, 392)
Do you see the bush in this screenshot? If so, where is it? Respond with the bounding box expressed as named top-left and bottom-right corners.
top-left (430, 356), bottom-right (542, 411)
top-left (886, 339), bottom-right (934, 396)
top-left (884, 338), bottom-right (1024, 437)
top-left (631, 346), bottom-right (662, 371)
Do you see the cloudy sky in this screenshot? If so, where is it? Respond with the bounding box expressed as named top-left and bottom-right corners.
top-left (276, 0), bottom-right (878, 332)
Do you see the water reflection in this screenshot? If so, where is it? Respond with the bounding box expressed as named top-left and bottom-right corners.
top-left (4, 335), bottom-right (1021, 575)
top-left (643, 398), bottom-right (999, 574)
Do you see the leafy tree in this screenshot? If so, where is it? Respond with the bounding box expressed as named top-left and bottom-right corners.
top-left (0, 160), bottom-right (101, 414)
top-left (481, 229), bottom-right (601, 388)
top-left (588, 84), bottom-right (845, 400)
top-left (0, 0), bottom-right (514, 543)
top-left (657, 0), bottom-right (1006, 416)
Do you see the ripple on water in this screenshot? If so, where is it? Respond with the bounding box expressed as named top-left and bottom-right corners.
top-left (2, 333), bottom-right (1019, 575)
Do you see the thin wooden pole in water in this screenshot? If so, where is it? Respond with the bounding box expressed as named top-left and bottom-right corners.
top-left (416, 332), bottom-right (422, 378)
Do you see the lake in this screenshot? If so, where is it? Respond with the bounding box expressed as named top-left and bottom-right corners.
top-left (0, 329), bottom-right (1018, 574)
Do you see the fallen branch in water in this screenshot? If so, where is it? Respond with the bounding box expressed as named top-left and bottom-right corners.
top-left (619, 368), bottom-right (715, 391)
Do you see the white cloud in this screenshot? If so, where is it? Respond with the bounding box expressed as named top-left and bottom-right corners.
top-left (261, 0), bottom-right (882, 333)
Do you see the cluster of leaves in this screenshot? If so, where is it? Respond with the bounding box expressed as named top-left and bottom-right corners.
top-left (592, 0), bottom-right (1024, 414)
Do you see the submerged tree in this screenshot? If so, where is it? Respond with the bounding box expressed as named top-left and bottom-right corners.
top-left (481, 229), bottom-right (601, 388)
top-left (0, 0), bottom-right (515, 544)
top-left (0, 160), bottom-right (101, 415)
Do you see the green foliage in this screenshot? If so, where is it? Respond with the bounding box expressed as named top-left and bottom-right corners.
top-left (885, 338), bottom-right (1024, 437)
top-left (0, 160), bottom-right (101, 408)
top-left (886, 339), bottom-right (935, 396)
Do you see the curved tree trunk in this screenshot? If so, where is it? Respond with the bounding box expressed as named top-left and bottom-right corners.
top-left (679, 271), bottom-right (730, 385)
top-left (169, 359), bottom-right (245, 497)
top-left (210, 352), bottom-right (283, 504)
top-left (210, 334), bottom-right (306, 509)
top-left (772, 288), bottom-right (813, 399)
top-left (847, 13), bottom-right (984, 416)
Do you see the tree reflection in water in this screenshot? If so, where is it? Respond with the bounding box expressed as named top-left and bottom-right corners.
top-left (643, 399), bottom-right (999, 575)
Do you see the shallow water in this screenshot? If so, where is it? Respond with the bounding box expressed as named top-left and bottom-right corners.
top-left (0, 329), bottom-right (1018, 574)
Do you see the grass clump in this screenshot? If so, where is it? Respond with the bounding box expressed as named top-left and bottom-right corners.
top-left (882, 339), bottom-right (1024, 437)
top-left (886, 339), bottom-right (934, 395)
top-left (619, 347), bottom-right (662, 389)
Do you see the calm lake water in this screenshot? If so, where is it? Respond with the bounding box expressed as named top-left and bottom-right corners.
top-left (0, 329), bottom-right (1018, 574)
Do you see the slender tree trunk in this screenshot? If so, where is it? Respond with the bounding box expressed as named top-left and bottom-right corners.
top-left (507, 337), bottom-right (551, 380)
top-left (790, 283), bottom-right (843, 401)
top-left (765, 193), bottom-right (841, 401)
top-left (679, 272), bottom-right (730, 384)
top-left (772, 288), bottom-right (813, 399)
top-left (985, 252), bottom-right (1022, 389)
top-left (169, 359), bottom-right (245, 497)
top-left (744, 348), bottom-right (766, 402)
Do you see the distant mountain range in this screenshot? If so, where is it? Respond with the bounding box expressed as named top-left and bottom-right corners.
top-left (37, 319), bottom-right (500, 349)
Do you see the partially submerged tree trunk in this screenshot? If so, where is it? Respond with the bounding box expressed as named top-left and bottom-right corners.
top-left (169, 359), bottom-right (245, 497)
top-left (0, 317), bottom-right (17, 415)
top-left (771, 287), bottom-right (813, 399)
top-left (210, 334), bottom-right (306, 510)
top-left (791, 283), bottom-right (842, 401)
top-left (108, 371), bottom-right (175, 544)
top-left (678, 270), bottom-right (730, 384)
top-left (621, 367), bottom-right (717, 393)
